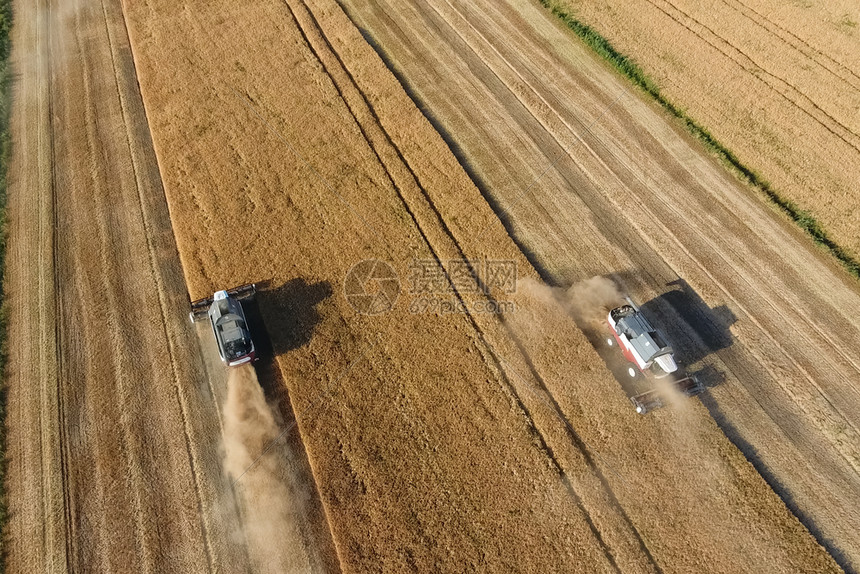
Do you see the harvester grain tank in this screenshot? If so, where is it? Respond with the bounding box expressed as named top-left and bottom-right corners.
top-left (190, 284), bottom-right (257, 367)
top-left (607, 297), bottom-right (702, 413)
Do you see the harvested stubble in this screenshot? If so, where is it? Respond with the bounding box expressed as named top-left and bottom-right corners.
top-left (338, 0), bottom-right (860, 569)
top-left (123, 0), bottom-right (840, 572)
top-left (5, 0), bottom-right (263, 571)
top-left (542, 0), bottom-right (860, 264)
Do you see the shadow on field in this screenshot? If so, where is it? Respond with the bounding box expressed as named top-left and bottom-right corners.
top-left (578, 274), bottom-right (736, 394)
top-left (638, 278), bottom-right (736, 388)
top-left (643, 280), bottom-right (736, 359)
top-left (252, 278), bottom-right (332, 358)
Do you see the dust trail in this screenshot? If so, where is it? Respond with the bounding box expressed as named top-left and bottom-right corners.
top-left (559, 276), bottom-right (625, 326)
top-left (519, 276), bottom-right (624, 328)
top-left (222, 364), bottom-right (311, 574)
top-left (522, 277), bottom-right (701, 417)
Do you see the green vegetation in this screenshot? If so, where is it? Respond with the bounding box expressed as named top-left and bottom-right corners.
top-left (540, 0), bottom-right (860, 279)
top-left (0, 0), bottom-right (13, 568)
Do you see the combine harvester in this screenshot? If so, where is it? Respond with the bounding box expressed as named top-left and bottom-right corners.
top-left (606, 297), bottom-right (702, 413)
top-left (190, 284), bottom-right (258, 367)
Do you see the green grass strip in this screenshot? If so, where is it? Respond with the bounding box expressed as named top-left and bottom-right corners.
top-left (540, 0), bottom-right (860, 279)
top-left (0, 0), bottom-right (13, 568)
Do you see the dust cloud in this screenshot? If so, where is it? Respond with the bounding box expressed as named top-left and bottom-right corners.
top-left (222, 364), bottom-right (310, 574)
top-left (559, 276), bottom-right (625, 326)
top-left (519, 276), bottom-right (624, 327)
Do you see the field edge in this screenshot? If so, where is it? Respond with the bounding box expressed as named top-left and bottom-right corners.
top-left (0, 0), bottom-right (15, 569)
top-left (538, 0), bottom-right (860, 281)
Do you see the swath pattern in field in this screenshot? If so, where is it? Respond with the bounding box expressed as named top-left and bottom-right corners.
top-left (541, 0), bottom-right (860, 259)
top-left (3, 0), bottom-right (331, 571)
top-left (337, 0), bottom-right (860, 569)
top-left (124, 0), bottom-right (842, 571)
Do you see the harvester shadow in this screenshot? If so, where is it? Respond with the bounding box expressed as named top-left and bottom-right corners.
top-left (576, 275), bottom-right (735, 398)
top-left (639, 278), bottom-right (737, 388)
top-left (642, 279), bottom-right (736, 364)
top-left (252, 278), bottom-right (332, 358)
top-left (691, 364), bottom-right (727, 389)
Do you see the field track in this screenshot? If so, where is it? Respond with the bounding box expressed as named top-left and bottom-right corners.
top-left (124, 0), bottom-right (842, 571)
top-left (337, 0), bottom-right (860, 569)
top-left (4, 0), bottom-right (335, 572)
top-left (2, 0), bottom-right (856, 572)
top-left (545, 0), bottom-right (860, 260)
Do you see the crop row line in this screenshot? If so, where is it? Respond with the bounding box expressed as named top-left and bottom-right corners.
top-left (0, 0), bottom-right (15, 568)
top-left (538, 0), bottom-right (860, 281)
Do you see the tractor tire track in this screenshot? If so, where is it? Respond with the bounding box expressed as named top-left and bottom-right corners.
top-left (730, 0), bottom-right (860, 88)
top-left (280, 6), bottom-right (629, 571)
top-left (645, 0), bottom-right (860, 151)
top-left (47, 1), bottom-right (75, 570)
top-left (337, 0), bottom-right (860, 569)
top-left (108, 0), bottom-right (217, 569)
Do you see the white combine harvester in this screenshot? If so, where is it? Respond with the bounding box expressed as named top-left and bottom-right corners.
top-left (190, 284), bottom-right (258, 367)
top-left (606, 297), bottom-right (702, 413)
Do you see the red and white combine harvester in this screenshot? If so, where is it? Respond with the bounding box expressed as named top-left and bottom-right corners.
top-left (607, 297), bottom-right (702, 413)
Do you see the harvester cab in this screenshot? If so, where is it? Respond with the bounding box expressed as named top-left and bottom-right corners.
top-left (607, 297), bottom-right (702, 413)
top-left (190, 283), bottom-right (258, 367)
